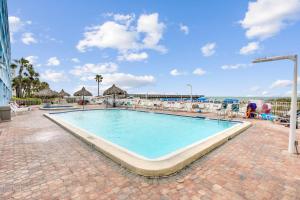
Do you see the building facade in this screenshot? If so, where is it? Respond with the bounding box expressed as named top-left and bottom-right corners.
top-left (0, 0), bottom-right (12, 106)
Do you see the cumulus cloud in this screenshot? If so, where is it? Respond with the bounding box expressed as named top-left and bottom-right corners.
top-left (78, 73), bottom-right (155, 90)
top-left (201, 42), bottom-right (216, 57)
top-left (270, 79), bottom-right (292, 89)
top-left (137, 13), bottom-right (166, 52)
top-left (193, 68), bottom-right (206, 76)
top-left (221, 63), bottom-right (250, 70)
top-left (25, 56), bottom-right (39, 65)
top-left (76, 21), bottom-right (138, 52)
top-left (21, 32), bottom-right (37, 45)
top-left (69, 62), bottom-right (118, 76)
top-left (41, 70), bottom-right (67, 82)
top-left (239, 42), bottom-right (260, 55)
top-left (71, 58), bottom-right (80, 63)
top-left (118, 52), bottom-right (148, 62)
top-left (170, 69), bottom-right (184, 76)
top-left (102, 73), bottom-right (155, 89)
top-left (240, 0), bottom-right (300, 40)
top-left (70, 61), bottom-right (155, 90)
top-left (113, 13), bottom-right (135, 26)
top-left (8, 16), bottom-right (31, 42)
top-left (179, 24), bottom-right (189, 35)
top-left (9, 16), bottom-right (25, 33)
top-left (47, 57), bottom-right (60, 66)
top-left (77, 13), bottom-right (166, 61)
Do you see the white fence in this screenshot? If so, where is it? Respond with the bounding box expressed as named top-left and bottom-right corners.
top-left (268, 101), bottom-right (300, 116)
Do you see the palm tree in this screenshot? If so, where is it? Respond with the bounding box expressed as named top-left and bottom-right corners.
top-left (95, 74), bottom-right (103, 97)
top-left (10, 58), bottom-right (48, 98)
top-left (10, 58), bottom-right (30, 98)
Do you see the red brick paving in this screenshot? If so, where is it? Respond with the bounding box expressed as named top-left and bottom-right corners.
top-left (0, 107), bottom-right (300, 199)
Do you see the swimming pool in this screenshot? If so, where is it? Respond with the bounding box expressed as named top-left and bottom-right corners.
top-left (45, 109), bottom-right (251, 176)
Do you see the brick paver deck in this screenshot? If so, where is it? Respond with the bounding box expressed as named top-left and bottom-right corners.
top-left (0, 108), bottom-right (300, 199)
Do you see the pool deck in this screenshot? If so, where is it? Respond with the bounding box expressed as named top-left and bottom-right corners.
top-left (1, 106), bottom-right (300, 199)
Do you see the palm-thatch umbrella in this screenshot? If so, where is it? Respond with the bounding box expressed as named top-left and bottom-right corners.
top-left (35, 88), bottom-right (59, 103)
top-left (35, 88), bottom-right (59, 98)
top-left (73, 87), bottom-right (92, 96)
top-left (73, 87), bottom-right (92, 109)
top-left (59, 89), bottom-right (70, 98)
top-left (103, 84), bottom-right (127, 96)
top-left (103, 84), bottom-right (127, 107)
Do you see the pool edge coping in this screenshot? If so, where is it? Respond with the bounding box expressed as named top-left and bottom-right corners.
top-left (43, 109), bottom-right (251, 177)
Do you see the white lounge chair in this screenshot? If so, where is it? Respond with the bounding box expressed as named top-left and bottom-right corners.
top-left (10, 102), bottom-right (31, 115)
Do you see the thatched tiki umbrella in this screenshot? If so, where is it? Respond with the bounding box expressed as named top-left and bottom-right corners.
top-left (35, 88), bottom-right (59, 104)
top-left (73, 87), bottom-right (92, 109)
top-left (103, 84), bottom-right (127, 107)
top-left (59, 89), bottom-right (70, 98)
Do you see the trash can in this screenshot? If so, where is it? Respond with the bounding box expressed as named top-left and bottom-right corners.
top-left (0, 106), bottom-right (11, 121)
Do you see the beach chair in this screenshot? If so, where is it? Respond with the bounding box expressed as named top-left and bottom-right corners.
top-left (276, 110), bottom-right (300, 128)
top-left (10, 102), bottom-right (31, 115)
top-left (217, 103), bottom-right (228, 117)
top-left (228, 103), bottom-right (239, 118)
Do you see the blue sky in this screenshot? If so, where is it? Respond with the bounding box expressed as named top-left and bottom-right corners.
top-left (7, 0), bottom-right (300, 96)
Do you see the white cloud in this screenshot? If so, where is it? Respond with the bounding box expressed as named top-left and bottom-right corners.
top-left (193, 68), bottom-right (206, 76)
top-left (25, 56), bottom-right (38, 65)
top-left (21, 32), bottom-right (37, 45)
top-left (47, 57), bottom-right (60, 66)
top-left (9, 16), bottom-right (24, 33)
top-left (137, 13), bottom-right (166, 52)
top-left (77, 21), bottom-right (138, 52)
top-left (201, 42), bottom-right (216, 57)
top-left (102, 73), bottom-right (155, 89)
top-left (77, 73), bottom-right (155, 90)
top-left (70, 62), bottom-right (118, 76)
top-left (71, 58), bottom-right (80, 63)
top-left (41, 70), bottom-right (67, 82)
top-left (77, 13), bottom-right (166, 58)
top-left (113, 13), bottom-right (135, 26)
top-left (8, 16), bottom-right (31, 42)
top-left (221, 63), bottom-right (250, 70)
top-left (179, 24), bottom-right (189, 35)
top-left (170, 69), bottom-right (183, 76)
top-left (118, 52), bottom-right (148, 62)
top-left (240, 0), bottom-right (300, 40)
top-left (239, 42), bottom-right (260, 55)
top-left (270, 79), bottom-right (292, 89)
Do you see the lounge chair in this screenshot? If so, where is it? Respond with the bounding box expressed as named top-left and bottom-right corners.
top-left (217, 103), bottom-right (228, 117)
top-left (228, 103), bottom-right (240, 118)
top-left (276, 110), bottom-right (300, 128)
top-left (10, 102), bottom-right (31, 115)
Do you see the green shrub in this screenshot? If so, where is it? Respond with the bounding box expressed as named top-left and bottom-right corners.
top-left (12, 97), bottom-right (43, 105)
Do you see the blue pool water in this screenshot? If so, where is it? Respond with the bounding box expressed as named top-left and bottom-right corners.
top-left (53, 109), bottom-right (238, 159)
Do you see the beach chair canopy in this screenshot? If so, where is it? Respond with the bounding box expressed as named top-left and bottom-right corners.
top-left (197, 97), bottom-right (208, 102)
top-left (223, 98), bottom-right (239, 104)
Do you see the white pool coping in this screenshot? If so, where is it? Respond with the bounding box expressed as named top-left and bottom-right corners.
top-left (44, 109), bottom-right (251, 177)
top-left (39, 106), bottom-right (80, 111)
